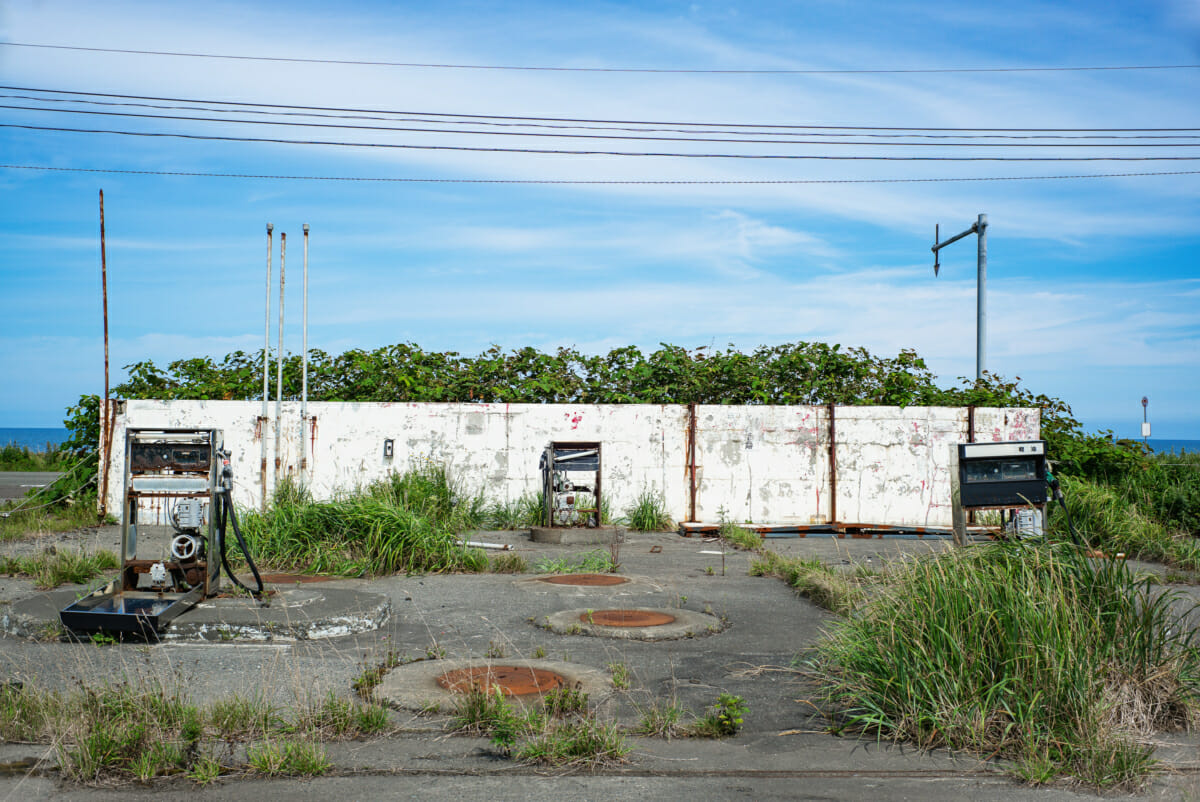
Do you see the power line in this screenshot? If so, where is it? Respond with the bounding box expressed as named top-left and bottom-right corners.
top-left (4, 41), bottom-right (1199, 74)
top-left (5, 163), bottom-right (1199, 184)
top-left (7, 85), bottom-right (1199, 134)
top-left (6, 102), bottom-right (1200, 148)
top-left (7, 122), bottom-right (1200, 161)
top-left (8, 93), bottom-right (1198, 140)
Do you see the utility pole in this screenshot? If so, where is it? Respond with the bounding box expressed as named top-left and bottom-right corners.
top-left (932, 213), bottom-right (988, 381)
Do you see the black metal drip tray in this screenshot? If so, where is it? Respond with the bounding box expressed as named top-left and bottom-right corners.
top-left (60, 587), bottom-right (203, 635)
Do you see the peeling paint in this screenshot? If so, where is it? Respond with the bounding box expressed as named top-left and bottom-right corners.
top-left (107, 401), bottom-right (1037, 528)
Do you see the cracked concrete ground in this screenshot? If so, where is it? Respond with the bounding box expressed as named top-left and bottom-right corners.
top-left (1, 524), bottom-right (1199, 800)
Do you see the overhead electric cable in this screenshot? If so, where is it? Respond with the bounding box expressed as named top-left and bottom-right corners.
top-left (6, 122), bottom-right (1200, 160)
top-left (3, 41), bottom-right (1199, 74)
top-left (5, 103), bottom-right (1199, 147)
top-left (7, 93), bottom-right (1198, 140)
top-left (5, 163), bottom-right (1199, 183)
top-left (6, 85), bottom-right (1199, 133)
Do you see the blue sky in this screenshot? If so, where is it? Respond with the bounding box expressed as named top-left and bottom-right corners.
top-left (1, 0), bottom-right (1198, 438)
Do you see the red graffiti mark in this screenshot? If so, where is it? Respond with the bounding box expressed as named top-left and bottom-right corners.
top-left (567, 412), bottom-right (583, 430)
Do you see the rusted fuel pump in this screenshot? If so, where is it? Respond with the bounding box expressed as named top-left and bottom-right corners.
top-left (60, 428), bottom-right (263, 636)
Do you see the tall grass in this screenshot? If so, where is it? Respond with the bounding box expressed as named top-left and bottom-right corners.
top-left (0, 549), bottom-right (118, 588)
top-left (0, 499), bottom-right (103, 541)
top-left (1050, 475), bottom-right (1200, 569)
top-left (817, 541), bottom-right (1200, 788)
top-left (622, 490), bottom-right (675, 532)
top-left (238, 466), bottom-right (488, 576)
top-left (1112, 450), bottom-right (1200, 536)
top-left (485, 492), bottom-right (544, 530)
top-left (0, 442), bottom-right (71, 471)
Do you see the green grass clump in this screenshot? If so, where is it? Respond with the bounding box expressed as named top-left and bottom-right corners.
top-left (1050, 475), bottom-right (1200, 569)
top-left (632, 697), bottom-right (687, 739)
top-left (0, 548), bottom-right (118, 589)
top-left (750, 551), bottom-right (864, 614)
top-left (486, 493), bottom-right (544, 530)
top-left (816, 541), bottom-right (1200, 789)
top-left (719, 522), bottom-right (763, 552)
top-left (0, 500), bottom-right (104, 541)
top-left (207, 694), bottom-right (279, 740)
top-left (535, 550), bottom-right (616, 574)
top-left (58, 683), bottom-right (205, 782)
top-left (247, 740), bottom-right (331, 776)
top-left (488, 552), bottom-right (528, 573)
top-left (294, 692), bottom-right (391, 738)
top-left (622, 490), bottom-right (675, 531)
top-left (688, 693), bottom-right (748, 738)
top-left (0, 442), bottom-right (71, 471)
top-left (237, 468), bottom-right (488, 576)
top-left (515, 719), bottom-right (630, 767)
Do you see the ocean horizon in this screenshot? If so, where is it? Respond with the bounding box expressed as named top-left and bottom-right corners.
top-left (0, 427), bottom-right (71, 450)
top-left (2, 425), bottom-right (1197, 455)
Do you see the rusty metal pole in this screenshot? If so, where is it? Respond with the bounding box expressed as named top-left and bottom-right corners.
top-left (827, 403), bottom-right (837, 526)
top-left (300, 224), bottom-right (309, 479)
top-left (274, 233), bottom-right (286, 493)
top-left (260, 224), bottom-right (273, 510)
top-left (98, 190), bottom-right (110, 517)
top-left (687, 402), bottom-right (697, 522)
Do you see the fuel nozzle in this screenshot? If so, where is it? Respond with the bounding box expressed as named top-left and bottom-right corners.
top-left (217, 447), bottom-right (234, 491)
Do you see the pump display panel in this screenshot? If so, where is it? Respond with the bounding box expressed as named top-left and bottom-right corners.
top-left (957, 440), bottom-right (1047, 508)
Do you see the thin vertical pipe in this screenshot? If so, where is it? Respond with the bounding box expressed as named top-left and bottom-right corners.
top-left (686, 402), bottom-right (697, 522)
top-left (301, 224), bottom-right (309, 476)
top-left (274, 233), bottom-right (286, 491)
top-left (827, 403), bottom-right (837, 525)
top-left (261, 224), bottom-right (273, 510)
top-left (98, 190), bottom-right (111, 517)
top-left (976, 213), bottom-right (987, 380)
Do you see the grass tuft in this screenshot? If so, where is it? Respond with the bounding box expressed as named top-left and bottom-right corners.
top-left (815, 540), bottom-right (1199, 789)
top-left (488, 553), bottom-right (528, 573)
top-left (515, 718), bottom-right (630, 768)
top-left (237, 467), bottom-right (489, 577)
top-left (535, 550), bottom-right (616, 575)
top-left (1050, 475), bottom-right (1200, 569)
top-left (750, 551), bottom-right (864, 614)
top-left (0, 549), bottom-right (118, 589)
top-left (622, 490), bottom-right (675, 531)
top-left (485, 493), bottom-right (544, 530)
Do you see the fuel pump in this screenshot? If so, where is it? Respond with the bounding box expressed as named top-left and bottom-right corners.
top-left (60, 428), bottom-right (262, 636)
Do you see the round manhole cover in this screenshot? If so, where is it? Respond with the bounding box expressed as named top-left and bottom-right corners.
top-left (539, 573), bottom-right (629, 586)
top-left (436, 665), bottom-right (566, 696)
top-left (585, 609), bottom-right (677, 627)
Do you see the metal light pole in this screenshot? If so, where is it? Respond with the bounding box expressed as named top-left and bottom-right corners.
top-left (1142, 396), bottom-right (1150, 447)
top-left (932, 213), bottom-right (988, 381)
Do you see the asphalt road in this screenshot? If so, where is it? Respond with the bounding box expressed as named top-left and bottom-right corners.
top-left (0, 471), bottom-right (61, 501)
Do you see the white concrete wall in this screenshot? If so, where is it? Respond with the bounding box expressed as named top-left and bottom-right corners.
top-left (101, 400), bottom-right (1037, 527)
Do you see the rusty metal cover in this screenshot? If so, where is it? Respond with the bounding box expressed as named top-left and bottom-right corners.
top-left (436, 665), bottom-right (566, 696)
top-left (539, 573), bottom-right (629, 586)
top-left (585, 610), bottom-right (677, 627)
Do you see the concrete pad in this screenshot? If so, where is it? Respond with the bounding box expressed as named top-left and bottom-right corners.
top-left (540, 607), bottom-right (724, 640)
top-left (529, 525), bottom-right (626, 545)
top-left (376, 657), bottom-right (612, 712)
top-left (512, 573), bottom-right (663, 596)
top-left (2, 586), bottom-right (390, 642)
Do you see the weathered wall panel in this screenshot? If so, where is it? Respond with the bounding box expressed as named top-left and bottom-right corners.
top-left (102, 400), bottom-right (1038, 527)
